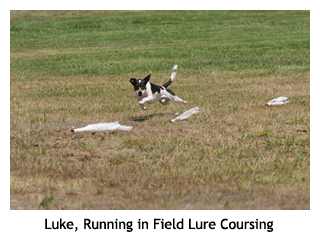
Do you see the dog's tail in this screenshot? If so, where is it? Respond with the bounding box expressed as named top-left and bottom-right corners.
top-left (162, 65), bottom-right (178, 88)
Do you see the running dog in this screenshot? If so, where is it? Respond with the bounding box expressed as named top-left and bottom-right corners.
top-left (129, 65), bottom-right (186, 110)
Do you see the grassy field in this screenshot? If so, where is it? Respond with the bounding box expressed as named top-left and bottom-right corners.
top-left (10, 10), bottom-right (310, 210)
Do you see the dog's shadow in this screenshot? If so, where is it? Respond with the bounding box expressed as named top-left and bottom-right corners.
top-left (129, 113), bottom-right (174, 122)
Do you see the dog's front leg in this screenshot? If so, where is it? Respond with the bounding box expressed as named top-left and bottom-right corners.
top-left (138, 96), bottom-right (153, 106)
top-left (138, 103), bottom-right (147, 110)
top-left (136, 98), bottom-right (147, 110)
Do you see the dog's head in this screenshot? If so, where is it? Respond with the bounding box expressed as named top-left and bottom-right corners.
top-left (130, 74), bottom-right (151, 97)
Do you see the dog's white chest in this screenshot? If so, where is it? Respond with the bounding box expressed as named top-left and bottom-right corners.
top-left (137, 91), bottom-right (160, 104)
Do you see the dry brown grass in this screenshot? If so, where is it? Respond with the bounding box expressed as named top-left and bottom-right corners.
top-left (10, 72), bottom-right (310, 210)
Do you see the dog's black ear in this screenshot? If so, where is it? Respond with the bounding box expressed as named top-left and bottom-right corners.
top-left (144, 74), bottom-right (151, 82)
top-left (129, 78), bottom-right (136, 85)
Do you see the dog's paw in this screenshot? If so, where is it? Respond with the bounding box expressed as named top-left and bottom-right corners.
top-left (139, 104), bottom-right (147, 110)
top-left (138, 100), bottom-right (144, 105)
top-left (183, 101), bottom-right (187, 104)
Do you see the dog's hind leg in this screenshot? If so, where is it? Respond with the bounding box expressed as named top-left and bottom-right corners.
top-left (159, 98), bottom-right (172, 105)
top-left (172, 95), bottom-right (187, 104)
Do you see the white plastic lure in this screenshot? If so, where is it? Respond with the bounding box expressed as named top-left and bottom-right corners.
top-left (170, 107), bottom-right (199, 122)
top-left (71, 121), bottom-right (132, 133)
top-left (265, 97), bottom-right (289, 106)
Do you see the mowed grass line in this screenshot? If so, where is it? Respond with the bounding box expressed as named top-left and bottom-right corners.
top-left (10, 11), bottom-right (309, 209)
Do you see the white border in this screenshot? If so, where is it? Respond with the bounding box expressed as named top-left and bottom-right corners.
top-left (5, 2), bottom-right (317, 239)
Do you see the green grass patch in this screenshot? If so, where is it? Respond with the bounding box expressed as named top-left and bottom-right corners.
top-left (264, 136), bottom-right (310, 150)
top-left (248, 129), bottom-right (273, 138)
top-left (38, 195), bottom-right (56, 209)
top-left (11, 10), bottom-right (309, 77)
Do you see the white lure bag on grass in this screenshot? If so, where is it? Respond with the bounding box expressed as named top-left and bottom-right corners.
top-left (71, 121), bottom-right (132, 133)
top-left (170, 107), bottom-right (199, 122)
top-left (265, 96), bottom-right (289, 106)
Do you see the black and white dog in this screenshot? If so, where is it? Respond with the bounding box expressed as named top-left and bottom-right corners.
top-left (129, 65), bottom-right (187, 110)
